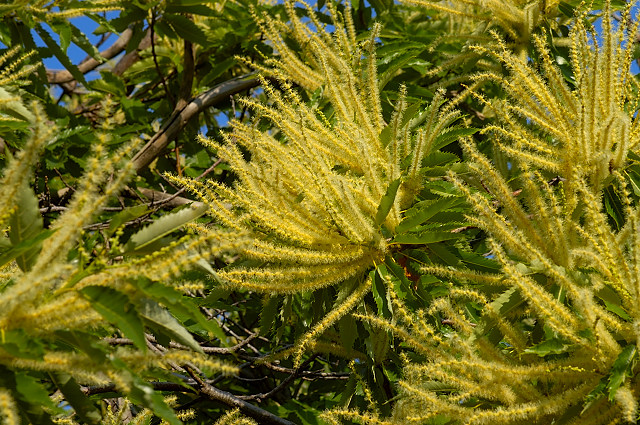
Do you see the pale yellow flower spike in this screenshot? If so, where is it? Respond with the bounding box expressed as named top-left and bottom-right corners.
top-left (293, 277), bottom-right (371, 366)
top-left (213, 408), bottom-right (257, 425)
top-left (0, 389), bottom-right (19, 425)
top-left (352, 2), bottom-right (640, 425)
top-left (175, 1), bottom-right (457, 365)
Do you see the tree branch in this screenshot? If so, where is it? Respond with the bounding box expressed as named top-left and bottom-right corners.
top-left (185, 366), bottom-right (296, 425)
top-left (82, 381), bottom-right (196, 396)
top-left (112, 30), bottom-right (153, 77)
top-left (239, 354), bottom-right (318, 402)
top-left (132, 72), bottom-right (260, 172)
top-left (46, 28), bottom-right (133, 84)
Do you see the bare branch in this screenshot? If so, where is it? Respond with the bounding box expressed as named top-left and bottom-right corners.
top-left (176, 38), bottom-right (195, 111)
top-left (132, 73), bottom-right (260, 172)
top-left (112, 30), bottom-right (153, 76)
top-left (82, 381), bottom-right (197, 396)
top-left (185, 366), bottom-right (297, 425)
top-left (46, 28), bottom-right (134, 84)
top-left (239, 354), bottom-right (318, 402)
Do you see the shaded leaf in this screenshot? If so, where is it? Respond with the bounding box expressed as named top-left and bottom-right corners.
top-left (15, 372), bottom-right (60, 413)
top-left (0, 329), bottom-right (45, 360)
top-left (393, 230), bottom-right (459, 244)
top-left (124, 203), bottom-right (207, 253)
top-left (164, 14), bottom-right (209, 46)
top-left (9, 182), bottom-right (44, 271)
top-left (432, 127), bottom-right (478, 152)
top-left (524, 338), bottom-right (573, 357)
top-left (607, 344), bottom-right (636, 401)
top-left (139, 298), bottom-right (204, 353)
top-left (0, 229), bottom-right (54, 270)
top-left (260, 295), bottom-right (280, 336)
top-left (384, 258), bottom-right (418, 305)
top-left (372, 267), bottom-right (392, 319)
top-left (34, 24), bottom-right (87, 86)
top-left (397, 197), bottom-right (461, 233)
top-left (50, 373), bottom-right (101, 425)
top-left (128, 375), bottom-right (181, 425)
top-left (137, 279), bottom-right (227, 344)
top-left (375, 178), bottom-right (401, 226)
top-left (81, 286), bottom-right (147, 351)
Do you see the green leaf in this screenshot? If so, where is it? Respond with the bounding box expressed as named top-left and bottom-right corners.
top-left (0, 87), bottom-right (34, 122)
top-left (524, 338), bottom-right (573, 357)
top-left (50, 373), bottom-right (101, 425)
top-left (393, 230), bottom-right (459, 244)
top-left (0, 229), bottom-right (55, 270)
top-left (89, 71), bottom-right (127, 96)
top-left (397, 197), bottom-right (461, 233)
top-left (606, 344), bottom-right (636, 401)
top-left (34, 24), bottom-right (88, 86)
top-left (603, 300), bottom-right (631, 321)
top-left (139, 298), bottom-right (204, 353)
top-left (49, 19), bottom-right (71, 51)
top-left (15, 372), bottom-right (60, 412)
top-left (372, 267), bottom-right (392, 319)
top-left (81, 286), bottom-right (147, 351)
top-left (9, 182), bottom-right (44, 271)
top-left (260, 295), bottom-right (280, 336)
top-left (0, 329), bottom-right (45, 360)
top-left (69, 23), bottom-right (102, 61)
top-left (137, 279), bottom-right (227, 344)
top-left (165, 4), bottom-right (216, 16)
top-left (422, 151), bottom-right (460, 167)
top-left (375, 178), bottom-right (401, 226)
top-left (124, 203), bottom-right (207, 253)
top-left (459, 250), bottom-right (501, 273)
top-left (378, 49), bottom-right (423, 90)
top-left (603, 185), bottom-right (625, 231)
top-left (163, 14), bottom-right (209, 46)
top-left (432, 127), bottom-right (478, 152)
top-left (558, 1), bottom-right (576, 17)
top-left (625, 168), bottom-right (640, 196)
top-left (105, 204), bottom-right (149, 238)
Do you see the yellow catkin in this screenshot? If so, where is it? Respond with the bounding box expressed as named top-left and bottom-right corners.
top-left (162, 351), bottom-right (238, 375)
top-left (383, 3), bottom-right (640, 425)
top-left (213, 408), bottom-right (257, 425)
top-left (0, 389), bottom-right (19, 425)
top-left (173, 1), bottom-right (459, 323)
top-left (293, 277), bottom-right (372, 366)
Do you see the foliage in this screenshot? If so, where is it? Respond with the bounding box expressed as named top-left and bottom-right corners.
top-left (170, 1), bottom-right (463, 367)
top-left (1, 0), bottom-right (640, 424)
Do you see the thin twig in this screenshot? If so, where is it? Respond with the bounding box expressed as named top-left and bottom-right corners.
top-left (185, 366), bottom-right (296, 425)
top-left (132, 73), bottom-right (260, 172)
top-left (238, 354), bottom-right (318, 402)
top-left (46, 29), bottom-right (134, 84)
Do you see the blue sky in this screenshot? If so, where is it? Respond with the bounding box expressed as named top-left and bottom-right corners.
top-left (14, 4), bottom-right (640, 126)
top-left (33, 5), bottom-right (640, 79)
top-left (37, 13), bottom-right (120, 81)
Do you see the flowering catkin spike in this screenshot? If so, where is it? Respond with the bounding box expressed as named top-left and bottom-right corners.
top-left (177, 2), bottom-right (458, 295)
top-left (328, 2), bottom-right (640, 425)
top-left (173, 0), bottom-right (462, 366)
